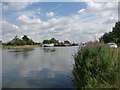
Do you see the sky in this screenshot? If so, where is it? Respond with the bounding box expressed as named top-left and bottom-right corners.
top-left (1, 0), bottom-right (119, 43)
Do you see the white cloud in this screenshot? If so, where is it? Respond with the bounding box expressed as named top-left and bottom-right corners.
top-left (17, 15), bottom-right (41, 24)
top-left (87, 2), bottom-right (118, 11)
top-left (87, 2), bottom-right (103, 11)
top-left (46, 12), bottom-right (55, 18)
top-left (1, 20), bottom-right (20, 32)
top-left (77, 9), bottom-right (85, 13)
top-left (1, 2), bottom-right (118, 43)
top-left (77, 2), bottom-right (118, 22)
top-left (1, 20), bottom-right (21, 42)
top-left (2, 2), bottom-right (33, 11)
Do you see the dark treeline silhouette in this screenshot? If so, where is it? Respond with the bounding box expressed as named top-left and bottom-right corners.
top-left (42, 38), bottom-right (71, 45)
top-left (2, 36), bottom-right (72, 46)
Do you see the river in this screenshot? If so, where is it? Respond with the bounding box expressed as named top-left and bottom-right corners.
top-left (2, 46), bottom-right (79, 88)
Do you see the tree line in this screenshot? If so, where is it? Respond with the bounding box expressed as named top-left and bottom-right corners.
top-left (4, 35), bottom-right (39, 46)
top-left (42, 38), bottom-right (70, 45)
top-left (2, 36), bottom-right (71, 46)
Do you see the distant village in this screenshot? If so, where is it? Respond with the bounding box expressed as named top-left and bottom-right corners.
top-left (42, 42), bottom-right (79, 47)
top-left (42, 37), bottom-right (79, 47)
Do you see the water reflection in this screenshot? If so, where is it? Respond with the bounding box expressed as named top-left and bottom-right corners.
top-left (3, 68), bottom-right (73, 88)
top-left (43, 47), bottom-right (56, 52)
top-left (2, 47), bottom-right (79, 88)
top-left (8, 48), bottom-right (34, 52)
top-left (8, 48), bottom-right (34, 60)
top-left (0, 50), bottom-right (2, 89)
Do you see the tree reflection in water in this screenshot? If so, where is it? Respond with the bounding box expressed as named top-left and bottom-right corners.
top-left (8, 48), bottom-right (34, 60)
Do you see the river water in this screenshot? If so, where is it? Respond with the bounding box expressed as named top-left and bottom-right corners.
top-left (2, 46), bottom-right (79, 88)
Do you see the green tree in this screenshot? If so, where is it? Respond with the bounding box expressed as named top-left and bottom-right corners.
top-left (100, 33), bottom-right (113, 43)
top-left (22, 35), bottom-right (34, 45)
top-left (42, 40), bottom-right (50, 44)
top-left (0, 40), bottom-right (2, 45)
top-left (64, 40), bottom-right (70, 44)
top-left (100, 21), bottom-right (120, 46)
top-left (7, 36), bottom-right (26, 46)
top-left (42, 38), bottom-right (59, 44)
top-left (50, 38), bottom-right (59, 44)
top-left (22, 35), bottom-right (29, 42)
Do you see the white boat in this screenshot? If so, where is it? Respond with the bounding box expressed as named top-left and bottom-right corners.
top-left (42, 43), bottom-right (54, 47)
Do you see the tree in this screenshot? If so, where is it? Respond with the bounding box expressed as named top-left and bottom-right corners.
top-left (100, 33), bottom-right (114, 43)
top-left (64, 40), bottom-right (70, 44)
top-left (7, 36), bottom-right (26, 46)
top-left (100, 21), bottom-right (120, 46)
top-left (22, 35), bottom-right (34, 45)
top-left (0, 40), bottom-right (2, 45)
top-left (6, 35), bottom-right (36, 46)
top-left (50, 38), bottom-right (59, 44)
top-left (42, 38), bottom-right (59, 44)
top-left (42, 40), bottom-right (50, 44)
top-left (22, 35), bottom-right (29, 42)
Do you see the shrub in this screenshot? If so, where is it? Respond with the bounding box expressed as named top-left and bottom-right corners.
top-left (73, 44), bottom-right (119, 88)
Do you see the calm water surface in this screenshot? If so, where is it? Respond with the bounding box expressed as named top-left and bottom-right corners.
top-left (2, 47), bottom-right (79, 88)
top-left (0, 50), bottom-right (2, 89)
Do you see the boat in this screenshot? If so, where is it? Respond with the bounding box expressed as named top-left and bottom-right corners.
top-left (42, 43), bottom-right (54, 47)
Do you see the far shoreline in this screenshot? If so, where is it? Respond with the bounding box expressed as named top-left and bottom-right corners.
top-left (0, 45), bottom-right (80, 49)
top-left (1, 45), bottom-right (41, 49)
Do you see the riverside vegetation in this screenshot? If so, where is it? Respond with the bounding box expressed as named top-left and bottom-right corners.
top-left (73, 44), bottom-right (119, 88)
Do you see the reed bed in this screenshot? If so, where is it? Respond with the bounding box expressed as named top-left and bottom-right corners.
top-left (73, 44), bottom-right (119, 88)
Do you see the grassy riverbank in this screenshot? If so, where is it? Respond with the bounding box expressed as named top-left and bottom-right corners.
top-left (73, 44), bottom-right (119, 88)
top-left (1, 45), bottom-right (41, 49)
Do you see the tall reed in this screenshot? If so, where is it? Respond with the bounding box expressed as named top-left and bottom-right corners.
top-left (73, 44), bottom-right (119, 88)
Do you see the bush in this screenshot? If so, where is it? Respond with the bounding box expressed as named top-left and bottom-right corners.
top-left (73, 44), bottom-right (119, 88)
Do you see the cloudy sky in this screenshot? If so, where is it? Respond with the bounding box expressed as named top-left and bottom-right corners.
top-left (1, 1), bottom-right (118, 43)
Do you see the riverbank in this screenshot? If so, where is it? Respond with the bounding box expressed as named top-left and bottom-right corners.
top-left (1, 45), bottom-right (41, 49)
top-left (73, 44), bottom-right (119, 88)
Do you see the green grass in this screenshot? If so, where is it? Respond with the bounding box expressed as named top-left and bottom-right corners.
top-left (73, 44), bottom-right (119, 88)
